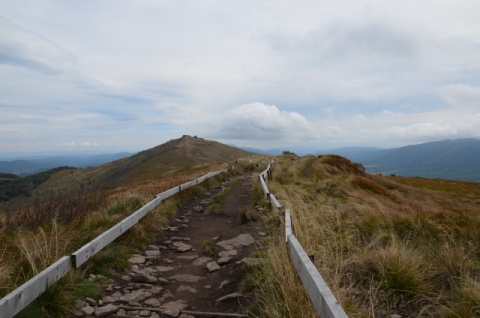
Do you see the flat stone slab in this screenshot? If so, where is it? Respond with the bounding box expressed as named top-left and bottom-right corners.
top-left (192, 206), bottom-right (203, 213)
top-left (144, 297), bottom-right (162, 307)
top-left (192, 256), bottom-right (212, 266)
top-left (160, 301), bottom-right (188, 317)
top-left (81, 305), bottom-right (95, 315)
top-left (217, 256), bottom-right (233, 265)
top-left (128, 255), bottom-right (146, 264)
top-left (206, 261), bottom-right (222, 272)
top-left (145, 250), bottom-right (161, 256)
top-left (95, 304), bottom-right (118, 317)
top-left (176, 285), bottom-right (197, 293)
top-left (170, 274), bottom-right (204, 283)
top-left (156, 266), bottom-right (175, 272)
top-left (172, 242), bottom-right (193, 252)
top-left (217, 234), bottom-right (255, 250)
top-left (218, 250), bottom-right (237, 258)
top-left (177, 254), bottom-right (198, 260)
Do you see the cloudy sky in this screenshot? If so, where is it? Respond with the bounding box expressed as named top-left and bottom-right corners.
top-left (1, 0), bottom-right (480, 153)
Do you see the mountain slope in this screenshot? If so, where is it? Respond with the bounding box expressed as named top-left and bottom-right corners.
top-left (96, 135), bottom-right (255, 185)
top-left (322, 139), bottom-right (480, 181)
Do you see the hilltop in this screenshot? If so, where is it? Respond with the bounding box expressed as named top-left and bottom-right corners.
top-left (94, 135), bottom-right (256, 186)
top-left (0, 136), bottom-right (257, 206)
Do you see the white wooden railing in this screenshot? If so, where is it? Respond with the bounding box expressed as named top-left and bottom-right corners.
top-left (259, 162), bottom-right (349, 318)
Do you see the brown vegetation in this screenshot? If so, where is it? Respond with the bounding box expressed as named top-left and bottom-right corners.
top-left (257, 154), bottom-right (480, 317)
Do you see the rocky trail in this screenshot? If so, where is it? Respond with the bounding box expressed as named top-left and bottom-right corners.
top-left (74, 173), bottom-right (266, 318)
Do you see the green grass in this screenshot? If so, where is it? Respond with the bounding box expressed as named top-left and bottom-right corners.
top-left (201, 239), bottom-right (217, 256)
top-left (207, 179), bottom-right (239, 214)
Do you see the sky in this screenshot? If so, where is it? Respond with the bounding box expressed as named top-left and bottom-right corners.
top-left (1, 0), bottom-right (480, 154)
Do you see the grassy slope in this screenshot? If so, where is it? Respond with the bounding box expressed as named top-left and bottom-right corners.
top-left (261, 154), bottom-right (480, 317)
top-left (92, 135), bottom-right (254, 186)
top-left (0, 147), bottom-right (254, 316)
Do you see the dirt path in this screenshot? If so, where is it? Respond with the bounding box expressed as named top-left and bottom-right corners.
top-left (74, 172), bottom-right (265, 317)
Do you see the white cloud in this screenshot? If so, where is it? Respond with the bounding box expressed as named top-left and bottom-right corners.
top-left (309, 108), bottom-right (480, 148)
top-left (0, 16), bottom-right (76, 74)
top-left (440, 84), bottom-right (480, 108)
top-left (212, 102), bottom-right (311, 142)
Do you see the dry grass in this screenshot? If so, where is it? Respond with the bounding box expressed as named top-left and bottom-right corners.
top-left (0, 163), bottom-right (242, 317)
top-left (257, 155), bottom-right (480, 317)
top-left (253, 236), bottom-right (317, 318)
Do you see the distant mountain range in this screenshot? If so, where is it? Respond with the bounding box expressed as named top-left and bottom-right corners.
top-left (2, 137), bottom-right (479, 182)
top-left (0, 152), bottom-right (133, 177)
top-left (0, 135), bottom-right (256, 202)
top-left (319, 138), bottom-right (480, 182)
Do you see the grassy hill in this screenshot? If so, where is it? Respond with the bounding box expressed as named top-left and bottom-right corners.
top-left (94, 135), bottom-right (255, 186)
top-left (0, 135), bottom-right (256, 207)
top-left (257, 154), bottom-right (480, 317)
top-left (2, 137), bottom-right (480, 317)
top-left (0, 137), bottom-right (258, 316)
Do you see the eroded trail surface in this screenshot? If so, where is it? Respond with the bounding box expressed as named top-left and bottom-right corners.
top-left (76, 173), bottom-right (265, 317)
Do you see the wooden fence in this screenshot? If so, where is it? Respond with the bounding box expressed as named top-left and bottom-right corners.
top-left (0, 169), bottom-right (226, 318)
top-left (259, 163), bottom-right (349, 318)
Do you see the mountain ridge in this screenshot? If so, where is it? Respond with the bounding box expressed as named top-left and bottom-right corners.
top-left (321, 138), bottom-right (480, 181)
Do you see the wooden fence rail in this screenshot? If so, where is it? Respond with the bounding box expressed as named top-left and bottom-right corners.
top-left (259, 163), bottom-right (348, 318)
top-left (0, 169), bottom-right (227, 318)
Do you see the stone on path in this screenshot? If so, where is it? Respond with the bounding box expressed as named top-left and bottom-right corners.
top-left (139, 310), bottom-right (151, 317)
top-left (192, 256), bottom-right (212, 266)
top-left (145, 250), bottom-right (161, 256)
top-left (128, 255), bottom-right (146, 264)
top-left (170, 274), bottom-right (204, 283)
top-left (177, 254), bottom-right (198, 260)
top-left (176, 285), bottom-right (197, 293)
top-left (94, 304), bottom-right (118, 317)
top-left (172, 241), bottom-right (193, 252)
top-left (102, 296), bottom-right (115, 303)
top-left (192, 206), bottom-right (203, 213)
top-left (81, 305), bottom-right (95, 315)
top-left (160, 301), bottom-right (188, 317)
top-left (206, 261), bottom-right (222, 272)
top-left (217, 234), bottom-right (255, 250)
top-left (144, 297), bottom-right (162, 307)
top-left (218, 250), bottom-right (237, 258)
top-left (156, 265), bottom-right (175, 272)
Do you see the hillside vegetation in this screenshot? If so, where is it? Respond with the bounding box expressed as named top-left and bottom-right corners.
top-left (3, 136), bottom-right (479, 317)
top-left (259, 154), bottom-right (480, 317)
top-left (0, 136), bottom-right (258, 316)
top-left (94, 135), bottom-right (254, 186)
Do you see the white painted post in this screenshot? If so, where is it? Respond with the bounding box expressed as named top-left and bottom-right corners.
top-left (285, 209), bottom-right (292, 242)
